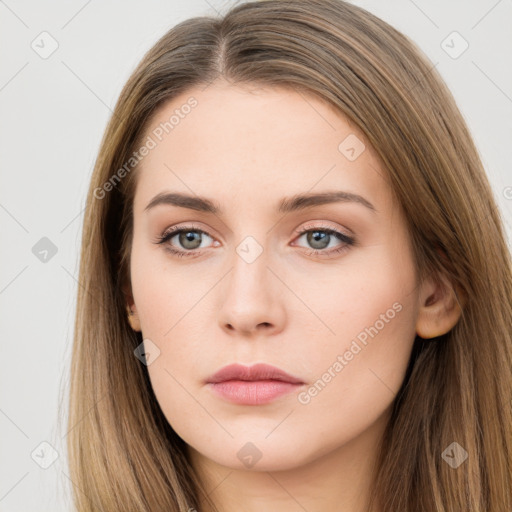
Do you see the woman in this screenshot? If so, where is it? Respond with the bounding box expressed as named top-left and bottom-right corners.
top-left (66, 0), bottom-right (512, 510)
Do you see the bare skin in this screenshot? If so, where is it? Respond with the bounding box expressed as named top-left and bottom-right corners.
top-left (125, 79), bottom-right (462, 512)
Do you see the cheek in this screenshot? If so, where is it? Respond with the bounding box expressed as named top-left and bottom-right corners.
top-left (297, 241), bottom-right (419, 416)
top-left (279, 272), bottom-right (417, 468)
top-left (130, 239), bottom-right (204, 337)
top-left (130, 241), bottom-right (217, 383)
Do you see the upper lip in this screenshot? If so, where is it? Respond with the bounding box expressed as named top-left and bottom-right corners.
top-left (206, 363), bottom-right (304, 384)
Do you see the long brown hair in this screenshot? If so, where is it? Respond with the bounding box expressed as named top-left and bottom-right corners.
top-left (64, 1), bottom-right (512, 510)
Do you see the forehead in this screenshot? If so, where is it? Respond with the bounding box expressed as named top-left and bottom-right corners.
top-left (132, 81), bottom-right (391, 216)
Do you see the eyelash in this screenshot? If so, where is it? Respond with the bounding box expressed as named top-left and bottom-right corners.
top-left (153, 223), bottom-right (355, 259)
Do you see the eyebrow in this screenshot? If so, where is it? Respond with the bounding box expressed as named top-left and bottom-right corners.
top-left (144, 190), bottom-right (377, 215)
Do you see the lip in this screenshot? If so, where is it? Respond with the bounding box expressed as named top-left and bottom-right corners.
top-left (205, 363), bottom-right (305, 405)
top-left (206, 363), bottom-right (304, 384)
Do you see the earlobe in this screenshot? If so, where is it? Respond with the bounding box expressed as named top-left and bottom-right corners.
top-left (126, 304), bottom-right (142, 332)
top-left (415, 273), bottom-right (464, 339)
top-left (122, 283), bottom-right (142, 332)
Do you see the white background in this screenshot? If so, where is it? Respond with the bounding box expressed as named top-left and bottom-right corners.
top-left (1, 0), bottom-right (511, 510)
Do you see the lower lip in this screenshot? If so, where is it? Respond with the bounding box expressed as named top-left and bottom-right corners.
top-left (207, 380), bottom-right (303, 405)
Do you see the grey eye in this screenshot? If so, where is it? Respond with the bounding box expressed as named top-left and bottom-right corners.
top-left (305, 230), bottom-right (331, 250)
top-left (177, 231), bottom-right (203, 250)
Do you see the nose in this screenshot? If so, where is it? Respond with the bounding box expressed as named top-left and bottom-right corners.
top-left (217, 245), bottom-right (286, 337)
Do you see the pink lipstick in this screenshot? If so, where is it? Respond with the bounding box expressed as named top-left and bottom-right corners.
top-left (206, 363), bottom-right (304, 405)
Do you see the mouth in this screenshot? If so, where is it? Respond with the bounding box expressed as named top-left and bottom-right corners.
top-left (205, 363), bottom-right (305, 405)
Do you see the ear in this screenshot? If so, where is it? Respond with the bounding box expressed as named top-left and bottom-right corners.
top-left (415, 270), bottom-right (464, 339)
top-left (122, 283), bottom-right (141, 332)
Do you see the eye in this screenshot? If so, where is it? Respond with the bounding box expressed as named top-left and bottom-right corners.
top-left (153, 224), bottom-right (216, 258)
top-left (292, 223), bottom-right (355, 257)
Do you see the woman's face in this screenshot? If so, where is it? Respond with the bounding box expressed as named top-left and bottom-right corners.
top-left (128, 79), bottom-right (422, 473)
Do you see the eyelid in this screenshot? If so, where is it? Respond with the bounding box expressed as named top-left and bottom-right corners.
top-left (293, 221), bottom-right (353, 238)
top-left (157, 221), bottom-right (351, 242)
top-left (159, 222), bottom-right (211, 240)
